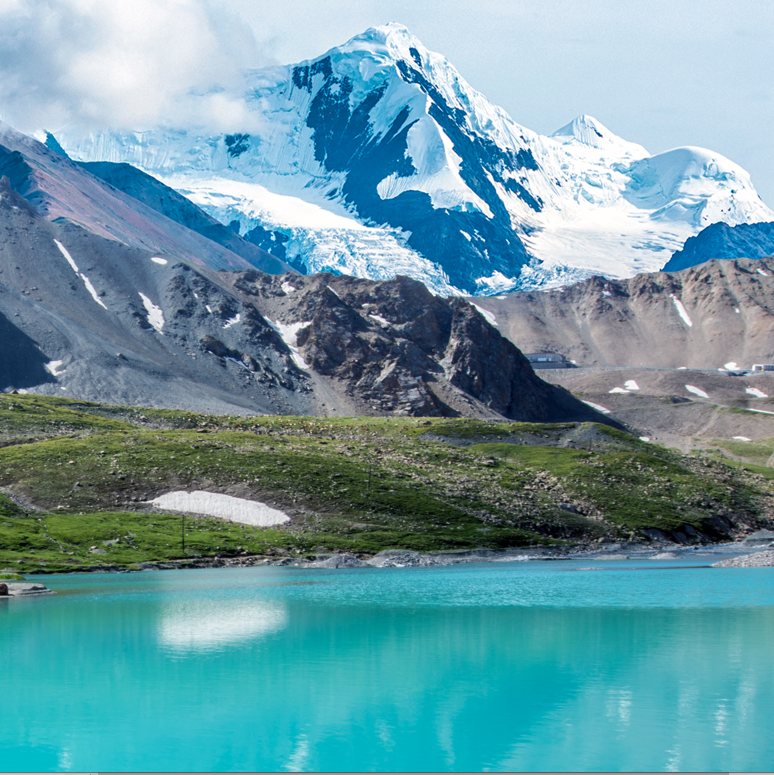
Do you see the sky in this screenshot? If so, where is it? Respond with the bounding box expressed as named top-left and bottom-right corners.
top-left (0, 0), bottom-right (772, 204)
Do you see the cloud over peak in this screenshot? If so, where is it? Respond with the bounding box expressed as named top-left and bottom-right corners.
top-left (0, 0), bottom-right (268, 133)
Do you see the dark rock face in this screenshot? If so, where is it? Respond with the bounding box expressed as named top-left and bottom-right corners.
top-left (0, 582), bottom-right (8, 596)
top-left (289, 53), bottom-right (534, 293)
top-left (663, 221), bottom-right (774, 272)
top-left (226, 271), bottom-right (610, 422)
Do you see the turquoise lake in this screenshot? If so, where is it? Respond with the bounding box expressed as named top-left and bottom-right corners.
top-left (2, 560), bottom-right (773, 772)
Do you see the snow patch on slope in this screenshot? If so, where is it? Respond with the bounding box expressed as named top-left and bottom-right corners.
top-left (148, 490), bottom-right (290, 526)
top-left (471, 303), bottom-right (497, 327)
top-left (139, 292), bottom-right (164, 333)
top-left (685, 385), bottom-right (709, 399)
top-left (54, 239), bottom-right (108, 309)
top-left (267, 319), bottom-right (311, 370)
top-left (670, 294), bottom-right (693, 327)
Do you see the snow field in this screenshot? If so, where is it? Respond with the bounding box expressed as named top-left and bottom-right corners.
top-left (147, 490), bottom-right (290, 527)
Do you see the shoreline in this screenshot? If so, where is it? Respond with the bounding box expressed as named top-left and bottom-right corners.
top-left (18, 536), bottom-right (774, 575)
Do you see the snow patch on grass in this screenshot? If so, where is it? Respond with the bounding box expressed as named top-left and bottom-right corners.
top-left (148, 490), bottom-right (291, 527)
top-left (732, 436), bottom-right (752, 442)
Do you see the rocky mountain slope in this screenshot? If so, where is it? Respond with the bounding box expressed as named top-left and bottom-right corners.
top-left (473, 257), bottom-right (774, 369)
top-left (0, 122), bottom-right (288, 274)
top-left (54, 24), bottom-right (773, 295)
top-left (0, 174), bottom-right (601, 424)
top-left (663, 220), bottom-right (774, 272)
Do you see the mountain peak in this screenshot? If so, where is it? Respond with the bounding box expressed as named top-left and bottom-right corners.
top-left (552, 114), bottom-right (646, 156)
top-left (322, 23), bottom-right (435, 69)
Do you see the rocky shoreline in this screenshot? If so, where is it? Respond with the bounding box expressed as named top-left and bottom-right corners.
top-left (712, 550), bottom-right (774, 568)
top-left (0, 582), bottom-right (53, 597)
top-left (63, 533), bottom-right (774, 573)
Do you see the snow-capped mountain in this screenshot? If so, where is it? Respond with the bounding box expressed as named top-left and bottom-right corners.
top-left (55, 24), bottom-right (774, 296)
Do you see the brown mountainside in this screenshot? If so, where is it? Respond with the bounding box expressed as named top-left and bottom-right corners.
top-left (473, 258), bottom-right (774, 369)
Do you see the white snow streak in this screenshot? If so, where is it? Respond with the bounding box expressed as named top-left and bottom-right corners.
top-left (747, 408), bottom-right (774, 416)
top-left (471, 303), bottom-right (497, 327)
top-left (685, 385), bottom-right (709, 399)
top-left (267, 319), bottom-right (311, 370)
top-left (223, 313), bottom-right (241, 329)
top-left (148, 490), bottom-right (290, 527)
top-left (609, 387), bottom-right (629, 394)
top-left (724, 362), bottom-right (739, 370)
top-left (582, 400), bottom-right (610, 414)
top-left (670, 294), bottom-right (692, 327)
top-left (757, 268), bottom-right (769, 276)
top-left (624, 380), bottom-right (640, 390)
top-left (639, 436), bottom-right (651, 442)
top-left (326, 285), bottom-right (341, 299)
top-left (151, 256), bottom-right (169, 265)
top-left (54, 239), bottom-right (107, 309)
top-left (139, 292), bottom-right (164, 333)
top-left (281, 281), bottom-right (296, 295)
top-left (746, 387), bottom-right (768, 398)
top-left (369, 314), bottom-right (391, 328)
top-left (45, 360), bottom-right (64, 377)
top-left (733, 436), bottom-right (752, 442)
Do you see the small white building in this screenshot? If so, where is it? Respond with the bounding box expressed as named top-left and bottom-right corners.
top-left (751, 364), bottom-right (774, 372)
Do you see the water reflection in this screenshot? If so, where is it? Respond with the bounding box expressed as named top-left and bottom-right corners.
top-left (158, 597), bottom-right (288, 650)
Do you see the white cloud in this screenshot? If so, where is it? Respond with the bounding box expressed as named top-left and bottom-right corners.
top-left (0, 0), bottom-right (269, 133)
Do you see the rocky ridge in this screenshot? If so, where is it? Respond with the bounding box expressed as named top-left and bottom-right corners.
top-left (473, 257), bottom-right (774, 370)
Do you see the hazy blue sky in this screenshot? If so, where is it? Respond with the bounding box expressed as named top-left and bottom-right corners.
top-left (1, 0), bottom-right (772, 203)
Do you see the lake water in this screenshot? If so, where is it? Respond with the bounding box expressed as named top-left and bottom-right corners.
top-left (2, 559), bottom-right (773, 772)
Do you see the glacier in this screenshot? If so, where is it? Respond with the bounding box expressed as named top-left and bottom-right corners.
top-left (54, 23), bottom-right (774, 296)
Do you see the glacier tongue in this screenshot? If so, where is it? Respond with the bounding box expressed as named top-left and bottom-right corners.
top-left (54, 24), bottom-right (774, 296)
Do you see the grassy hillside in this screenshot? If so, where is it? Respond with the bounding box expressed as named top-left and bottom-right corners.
top-left (0, 395), bottom-right (771, 573)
